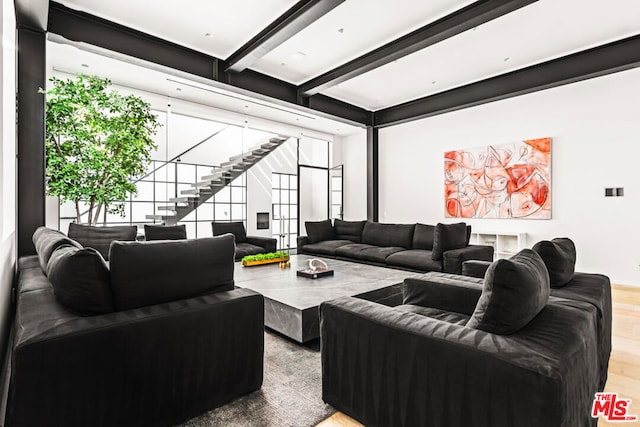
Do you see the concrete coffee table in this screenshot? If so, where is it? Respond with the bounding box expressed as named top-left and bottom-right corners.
top-left (234, 254), bottom-right (422, 343)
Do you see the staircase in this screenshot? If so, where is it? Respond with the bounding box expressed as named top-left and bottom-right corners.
top-left (146, 136), bottom-right (287, 225)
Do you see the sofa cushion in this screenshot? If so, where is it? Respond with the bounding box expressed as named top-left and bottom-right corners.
top-left (396, 305), bottom-right (470, 326)
top-left (302, 240), bottom-right (353, 256)
top-left (386, 250), bottom-right (443, 272)
top-left (532, 238), bottom-right (576, 288)
top-left (211, 221), bottom-right (247, 244)
top-left (432, 222), bottom-right (468, 261)
top-left (236, 242), bottom-right (268, 259)
top-left (335, 243), bottom-right (374, 259)
top-left (144, 224), bottom-right (187, 241)
top-left (68, 223), bottom-right (137, 261)
top-left (467, 249), bottom-right (550, 335)
top-left (305, 219), bottom-right (335, 244)
top-left (357, 246), bottom-right (405, 264)
top-left (32, 226), bottom-right (82, 273)
top-left (46, 245), bottom-right (114, 315)
top-left (362, 222), bottom-right (415, 249)
top-left (333, 219), bottom-right (365, 242)
top-left (109, 235), bottom-right (235, 311)
top-left (413, 224), bottom-right (435, 250)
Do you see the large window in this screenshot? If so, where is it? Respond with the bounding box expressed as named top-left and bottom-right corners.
top-left (272, 173), bottom-right (298, 250)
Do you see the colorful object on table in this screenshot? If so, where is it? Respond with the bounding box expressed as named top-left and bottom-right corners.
top-left (444, 137), bottom-right (551, 219)
top-left (241, 252), bottom-right (290, 267)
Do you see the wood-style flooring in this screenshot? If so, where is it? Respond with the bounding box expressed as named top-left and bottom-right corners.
top-left (317, 284), bottom-right (640, 427)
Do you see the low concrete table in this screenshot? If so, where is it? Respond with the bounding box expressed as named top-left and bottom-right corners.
top-left (234, 254), bottom-right (422, 343)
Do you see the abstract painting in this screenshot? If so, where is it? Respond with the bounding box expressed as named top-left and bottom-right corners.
top-left (444, 137), bottom-right (551, 219)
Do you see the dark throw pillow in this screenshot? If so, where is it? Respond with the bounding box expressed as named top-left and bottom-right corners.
top-left (68, 223), bottom-right (137, 261)
top-left (333, 219), bottom-right (366, 242)
top-left (532, 238), bottom-right (576, 288)
top-left (47, 245), bottom-right (114, 316)
top-left (211, 221), bottom-right (247, 243)
top-left (361, 222), bottom-right (415, 249)
top-left (432, 222), bottom-right (468, 260)
top-left (466, 249), bottom-right (550, 335)
top-left (305, 220), bottom-right (335, 244)
top-left (413, 224), bottom-right (435, 250)
top-left (144, 224), bottom-right (187, 241)
top-left (109, 235), bottom-right (235, 311)
top-left (32, 226), bottom-right (82, 273)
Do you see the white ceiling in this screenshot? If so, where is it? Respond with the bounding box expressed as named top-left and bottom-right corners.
top-left (54, 0), bottom-right (640, 114)
top-left (46, 41), bottom-right (363, 138)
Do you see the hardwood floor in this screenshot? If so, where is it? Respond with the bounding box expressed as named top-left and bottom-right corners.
top-left (317, 284), bottom-right (640, 427)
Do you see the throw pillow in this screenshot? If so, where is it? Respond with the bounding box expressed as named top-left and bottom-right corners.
top-left (532, 238), bottom-right (576, 288)
top-left (68, 223), bottom-right (137, 261)
top-left (305, 220), bottom-right (335, 244)
top-left (432, 222), bottom-right (468, 260)
top-left (361, 222), bottom-right (415, 249)
top-left (109, 235), bottom-right (235, 311)
top-left (144, 224), bottom-right (187, 241)
top-left (47, 245), bottom-right (114, 315)
top-left (333, 219), bottom-right (366, 242)
top-left (32, 226), bottom-right (82, 273)
top-left (466, 249), bottom-right (550, 335)
top-left (211, 221), bottom-right (247, 243)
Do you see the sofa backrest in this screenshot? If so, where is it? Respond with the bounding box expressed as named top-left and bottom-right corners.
top-left (68, 223), bottom-right (137, 260)
top-left (32, 226), bottom-right (82, 272)
top-left (413, 224), bottom-right (435, 250)
top-left (334, 219), bottom-right (366, 242)
top-left (212, 221), bottom-right (247, 243)
top-left (109, 235), bottom-right (235, 311)
top-left (362, 222), bottom-right (415, 249)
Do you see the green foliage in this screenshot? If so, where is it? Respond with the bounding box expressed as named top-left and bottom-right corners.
top-left (241, 252), bottom-right (289, 263)
top-left (41, 74), bottom-right (161, 224)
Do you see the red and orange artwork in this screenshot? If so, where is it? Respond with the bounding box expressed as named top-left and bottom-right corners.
top-left (444, 137), bottom-right (551, 219)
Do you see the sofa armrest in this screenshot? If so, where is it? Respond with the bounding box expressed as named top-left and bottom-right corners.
top-left (462, 259), bottom-right (492, 278)
top-left (320, 297), bottom-right (597, 427)
top-left (442, 244), bottom-right (494, 274)
top-left (246, 235), bottom-right (277, 253)
top-left (9, 288), bottom-right (265, 427)
top-left (297, 236), bottom-right (309, 250)
top-left (403, 272), bottom-right (483, 315)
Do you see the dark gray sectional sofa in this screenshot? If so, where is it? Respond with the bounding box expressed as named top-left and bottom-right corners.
top-left (8, 227), bottom-right (265, 427)
top-left (320, 239), bottom-right (611, 427)
top-left (298, 219), bottom-right (493, 274)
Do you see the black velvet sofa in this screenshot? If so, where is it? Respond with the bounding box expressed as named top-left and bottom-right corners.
top-left (298, 219), bottom-right (493, 274)
top-left (212, 221), bottom-right (277, 260)
top-left (320, 241), bottom-right (611, 427)
top-left (8, 227), bottom-right (265, 427)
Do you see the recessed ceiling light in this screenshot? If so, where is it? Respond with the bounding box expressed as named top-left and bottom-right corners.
top-left (81, 63), bottom-right (89, 68)
top-left (280, 62), bottom-right (287, 66)
top-left (503, 57), bottom-right (510, 62)
top-left (431, 80), bottom-right (437, 85)
top-left (175, 87), bottom-right (182, 91)
top-left (337, 28), bottom-right (344, 33)
top-left (204, 33), bottom-right (212, 37)
top-left (292, 51), bottom-right (307, 60)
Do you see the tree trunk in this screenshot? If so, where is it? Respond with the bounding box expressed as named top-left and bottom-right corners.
top-left (103, 206), bottom-right (107, 225)
top-left (75, 199), bottom-right (81, 224)
top-left (87, 197), bottom-right (95, 225)
top-left (93, 202), bottom-right (103, 226)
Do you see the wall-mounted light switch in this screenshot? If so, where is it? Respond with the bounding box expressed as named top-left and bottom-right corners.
top-left (605, 188), bottom-right (614, 197)
top-left (616, 187), bottom-right (624, 197)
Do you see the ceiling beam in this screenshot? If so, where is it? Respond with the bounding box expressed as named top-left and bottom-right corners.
top-left (47, 2), bottom-right (371, 126)
top-left (374, 34), bottom-right (640, 127)
top-left (299, 0), bottom-right (538, 96)
top-left (15, 0), bottom-right (49, 31)
top-left (225, 0), bottom-right (345, 73)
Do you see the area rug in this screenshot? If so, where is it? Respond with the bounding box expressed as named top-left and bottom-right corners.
top-left (180, 331), bottom-right (336, 427)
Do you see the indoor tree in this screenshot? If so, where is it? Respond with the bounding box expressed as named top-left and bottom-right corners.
top-left (42, 74), bottom-right (161, 225)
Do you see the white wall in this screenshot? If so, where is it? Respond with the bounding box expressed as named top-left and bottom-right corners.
top-left (377, 68), bottom-right (640, 286)
top-left (246, 138), bottom-right (297, 237)
top-left (0, 0), bottom-right (16, 374)
top-left (339, 131), bottom-right (367, 220)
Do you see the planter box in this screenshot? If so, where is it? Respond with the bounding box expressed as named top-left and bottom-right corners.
top-left (242, 256), bottom-right (289, 267)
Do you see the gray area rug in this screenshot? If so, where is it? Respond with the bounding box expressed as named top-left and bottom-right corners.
top-left (180, 331), bottom-right (335, 427)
